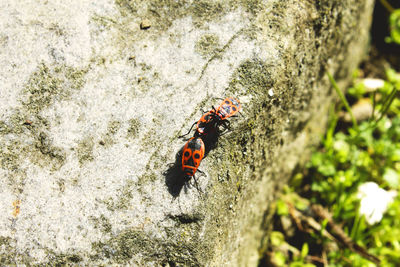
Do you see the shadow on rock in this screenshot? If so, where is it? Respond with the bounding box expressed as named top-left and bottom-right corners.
top-left (163, 146), bottom-right (189, 198)
top-left (200, 129), bottom-right (220, 157)
top-left (164, 129), bottom-right (221, 198)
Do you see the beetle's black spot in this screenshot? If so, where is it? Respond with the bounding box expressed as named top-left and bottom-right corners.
top-left (232, 106), bottom-right (237, 111)
top-left (194, 153), bottom-right (200, 159)
top-left (184, 151), bottom-right (190, 157)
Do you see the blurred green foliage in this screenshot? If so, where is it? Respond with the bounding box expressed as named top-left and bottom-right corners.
top-left (264, 5), bottom-right (400, 265)
top-left (386, 9), bottom-right (400, 44)
top-left (266, 68), bottom-right (400, 266)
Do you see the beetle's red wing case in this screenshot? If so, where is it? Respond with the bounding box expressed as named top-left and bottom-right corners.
top-left (181, 137), bottom-right (205, 176)
top-left (216, 97), bottom-right (241, 119)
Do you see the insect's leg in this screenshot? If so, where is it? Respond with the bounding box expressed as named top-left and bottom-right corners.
top-left (222, 120), bottom-right (231, 130)
top-left (179, 121), bottom-right (197, 138)
top-left (218, 120), bottom-right (231, 136)
top-left (192, 175), bottom-right (204, 198)
top-left (185, 181), bottom-right (192, 189)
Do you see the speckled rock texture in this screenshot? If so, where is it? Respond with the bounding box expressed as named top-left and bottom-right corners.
top-left (0, 0), bottom-right (374, 266)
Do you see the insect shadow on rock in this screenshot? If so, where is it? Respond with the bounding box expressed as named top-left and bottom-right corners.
top-left (163, 146), bottom-right (203, 199)
top-left (164, 133), bottom-right (220, 199)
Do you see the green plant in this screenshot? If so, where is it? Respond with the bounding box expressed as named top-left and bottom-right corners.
top-left (264, 68), bottom-right (400, 266)
top-left (386, 9), bottom-right (400, 44)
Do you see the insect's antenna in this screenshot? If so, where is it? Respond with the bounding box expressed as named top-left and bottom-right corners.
top-left (179, 121), bottom-right (197, 138)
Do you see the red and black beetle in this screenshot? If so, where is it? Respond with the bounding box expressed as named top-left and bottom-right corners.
top-left (180, 97), bottom-right (241, 137)
top-left (181, 136), bottom-right (205, 177)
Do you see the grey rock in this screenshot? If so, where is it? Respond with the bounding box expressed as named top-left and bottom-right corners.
top-left (0, 0), bottom-right (374, 266)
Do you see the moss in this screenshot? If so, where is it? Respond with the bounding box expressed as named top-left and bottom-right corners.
top-left (23, 63), bottom-right (63, 113)
top-left (115, 178), bottom-right (135, 210)
top-left (228, 58), bottom-right (274, 97)
top-left (1, 236), bottom-right (83, 265)
top-left (238, 0), bottom-right (262, 14)
top-left (23, 62), bottom-right (87, 114)
top-left (91, 229), bottom-right (153, 263)
top-left (46, 251), bottom-right (83, 266)
top-left (190, 1), bottom-right (224, 26)
top-left (104, 179), bottom-right (135, 211)
top-left (0, 236), bottom-right (32, 265)
top-left (91, 227), bottom-right (200, 265)
top-left (195, 34), bottom-right (221, 58)
top-left (0, 33), bottom-right (8, 47)
top-left (99, 120), bottom-right (122, 147)
top-left (139, 129), bottom-right (158, 152)
top-left (90, 15), bottom-right (116, 30)
top-left (0, 121), bottom-right (10, 134)
top-left (47, 23), bottom-right (66, 37)
top-left (90, 214), bottom-right (113, 234)
top-left (126, 118), bottom-right (141, 139)
top-left (113, 0), bottom-right (234, 32)
top-left (76, 136), bottom-right (95, 165)
top-left (4, 111), bottom-right (31, 135)
top-left (114, 0), bottom-right (186, 31)
top-left (0, 118), bottom-right (65, 187)
top-left (0, 61), bottom-right (87, 186)
top-left (153, 153), bottom-right (169, 170)
top-left (0, 145), bottom-right (20, 171)
top-left (57, 179), bottom-right (66, 193)
top-left (107, 120), bottom-right (121, 135)
top-left (137, 171), bottom-right (157, 186)
top-left (0, 236), bottom-right (11, 247)
top-left (0, 113), bottom-right (67, 173)
top-left (0, 236), bottom-right (15, 265)
top-left (112, 0), bottom-right (264, 38)
top-left (32, 131), bottom-right (66, 170)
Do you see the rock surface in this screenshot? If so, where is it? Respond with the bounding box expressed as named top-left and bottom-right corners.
top-left (0, 0), bottom-right (374, 265)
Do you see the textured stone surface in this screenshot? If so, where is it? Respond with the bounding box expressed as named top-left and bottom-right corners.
top-left (0, 0), bottom-right (374, 265)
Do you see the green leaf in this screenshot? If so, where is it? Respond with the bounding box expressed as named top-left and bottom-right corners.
top-left (272, 251), bottom-right (286, 266)
top-left (291, 173), bottom-right (304, 189)
top-left (300, 243), bottom-right (309, 259)
top-left (392, 149), bottom-right (400, 161)
top-left (310, 152), bottom-right (323, 167)
top-left (383, 168), bottom-right (399, 189)
top-left (276, 199), bottom-right (289, 216)
top-left (388, 10), bottom-right (400, 45)
top-left (294, 197), bottom-right (309, 211)
top-left (348, 82), bottom-right (366, 98)
top-left (270, 231), bottom-right (285, 247)
top-left (318, 163), bottom-right (336, 176)
top-left (333, 139), bottom-right (350, 162)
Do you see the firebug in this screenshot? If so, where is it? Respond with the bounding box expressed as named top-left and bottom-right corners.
top-left (180, 97), bottom-right (241, 137)
top-left (215, 97), bottom-right (241, 120)
top-left (181, 137), bottom-right (205, 177)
